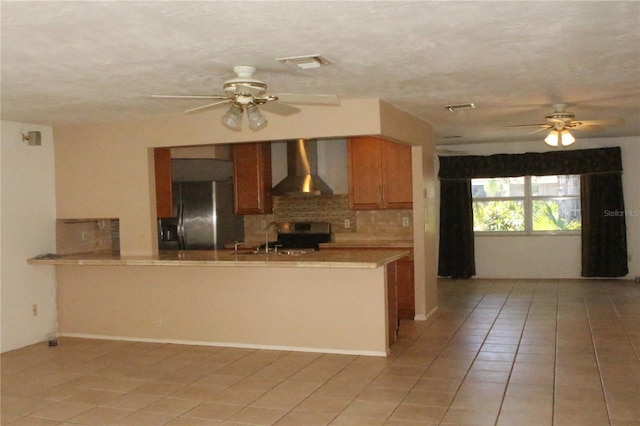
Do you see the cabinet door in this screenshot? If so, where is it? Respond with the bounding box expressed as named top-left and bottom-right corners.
top-left (386, 261), bottom-right (398, 345)
top-left (233, 143), bottom-right (273, 215)
top-left (396, 259), bottom-right (415, 319)
top-left (154, 148), bottom-right (173, 218)
top-left (383, 141), bottom-right (413, 209)
top-left (348, 137), bottom-right (383, 209)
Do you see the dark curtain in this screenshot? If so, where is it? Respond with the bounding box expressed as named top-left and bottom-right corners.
top-left (438, 147), bottom-right (628, 279)
top-left (438, 179), bottom-right (475, 278)
top-left (581, 173), bottom-right (629, 277)
top-left (439, 147), bottom-right (623, 179)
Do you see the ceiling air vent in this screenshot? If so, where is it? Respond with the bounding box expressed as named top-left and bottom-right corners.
top-left (444, 103), bottom-right (476, 112)
top-left (276, 55), bottom-right (333, 69)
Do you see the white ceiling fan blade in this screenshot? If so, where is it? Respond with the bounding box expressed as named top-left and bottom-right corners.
top-left (259, 101), bottom-right (301, 116)
top-left (575, 125), bottom-right (605, 133)
top-left (504, 123), bottom-right (548, 128)
top-left (152, 94), bottom-right (228, 100)
top-left (574, 118), bottom-right (625, 127)
top-left (526, 126), bottom-right (552, 135)
top-left (274, 93), bottom-right (340, 105)
top-left (184, 99), bottom-right (232, 115)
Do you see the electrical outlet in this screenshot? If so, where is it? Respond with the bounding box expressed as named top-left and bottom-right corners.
top-left (81, 231), bottom-right (90, 241)
top-left (32, 304), bottom-right (38, 316)
top-left (344, 219), bottom-right (350, 229)
top-left (260, 220), bottom-right (267, 230)
top-left (402, 217), bottom-right (410, 227)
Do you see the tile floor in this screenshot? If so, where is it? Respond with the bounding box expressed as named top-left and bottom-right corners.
top-left (2, 279), bottom-right (639, 425)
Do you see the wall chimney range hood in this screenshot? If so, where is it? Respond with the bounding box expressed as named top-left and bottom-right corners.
top-left (272, 139), bottom-right (334, 196)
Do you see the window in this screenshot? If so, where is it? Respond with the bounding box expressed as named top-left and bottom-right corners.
top-left (472, 175), bottom-right (581, 233)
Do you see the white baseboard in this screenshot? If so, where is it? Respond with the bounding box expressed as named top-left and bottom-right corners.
top-left (58, 333), bottom-right (388, 357)
top-left (414, 306), bottom-right (438, 321)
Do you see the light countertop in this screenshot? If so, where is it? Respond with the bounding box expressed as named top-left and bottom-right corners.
top-left (320, 240), bottom-right (413, 249)
top-left (27, 248), bottom-right (410, 269)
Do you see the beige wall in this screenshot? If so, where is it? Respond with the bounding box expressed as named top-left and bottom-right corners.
top-left (1, 121), bottom-right (58, 352)
top-left (414, 143), bottom-right (439, 319)
top-left (56, 265), bottom-right (390, 356)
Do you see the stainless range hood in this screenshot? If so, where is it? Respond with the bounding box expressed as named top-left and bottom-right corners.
top-left (272, 139), bottom-right (334, 196)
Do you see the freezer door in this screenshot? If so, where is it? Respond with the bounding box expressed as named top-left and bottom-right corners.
top-left (178, 181), bottom-right (216, 250)
top-left (212, 181), bottom-right (244, 250)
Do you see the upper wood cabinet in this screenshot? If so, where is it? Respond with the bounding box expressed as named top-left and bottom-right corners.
top-left (154, 148), bottom-right (174, 218)
top-left (232, 142), bottom-right (273, 215)
top-left (348, 137), bottom-right (413, 210)
top-left (382, 139), bottom-right (414, 208)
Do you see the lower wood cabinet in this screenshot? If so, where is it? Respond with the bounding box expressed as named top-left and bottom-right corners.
top-left (396, 258), bottom-right (415, 319)
top-left (387, 261), bottom-right (398, 344)
top-left (386, 256), bottom-right (415, 344)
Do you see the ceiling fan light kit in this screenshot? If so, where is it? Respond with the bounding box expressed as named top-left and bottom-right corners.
top-left (544, 128), bottom-right (575, 147)
top-left (560, 128), bottom-right (575, 146)
top-left (245, 102), bottom-right (268, 130)
top-left (221, 103), bottom-right (243, 130)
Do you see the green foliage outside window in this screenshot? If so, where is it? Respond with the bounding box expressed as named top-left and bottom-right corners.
top-left (472, 175), bottom-right (581, 233)
top-left (473, 201), bottom-right (524, 231)
top-left (532, 200), bottom-right (581, 231)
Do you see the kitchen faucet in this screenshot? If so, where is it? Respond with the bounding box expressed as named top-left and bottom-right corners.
top-left (264, 222), bottom-right (279, 254)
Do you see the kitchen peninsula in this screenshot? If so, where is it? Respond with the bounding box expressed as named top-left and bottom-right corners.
top-left (30, 248), bottom-right (408, 356)
top-left (34, 98), bottom-right (437, 360)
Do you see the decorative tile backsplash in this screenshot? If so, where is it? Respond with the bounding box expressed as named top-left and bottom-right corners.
top-left (243, 195), bottom-right (412, 243)
top-left (56, 219), bottom-right (119, 254)
top-left (274, 195), bottom-right (356, 231)
top-left (348, 209), bottom-right (413, 242)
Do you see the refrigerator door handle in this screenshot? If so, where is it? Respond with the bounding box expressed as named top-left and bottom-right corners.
top-left (177, 203), bottom-right (186, 250)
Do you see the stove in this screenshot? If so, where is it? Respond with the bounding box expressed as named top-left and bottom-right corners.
top-left (275, 222), bottom-right (331, 250)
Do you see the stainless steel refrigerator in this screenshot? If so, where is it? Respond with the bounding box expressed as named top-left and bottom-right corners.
top-left (158, 181), bottom-right (244, 250)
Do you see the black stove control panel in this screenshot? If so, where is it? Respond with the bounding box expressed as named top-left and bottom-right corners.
top-left (277, 222), bottom-right (331, 235)
top-left (275, 222), bottom-right (331, 249)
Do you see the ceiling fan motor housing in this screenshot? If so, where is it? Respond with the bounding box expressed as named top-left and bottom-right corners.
top-left (223, 65), bottom-right (268, 97)
top-left (223, 81), bottom-right (267, 96)
top-left (545, 111), bottom-right (576, 124)
top-left (545, 103), bottom-right (576, 127)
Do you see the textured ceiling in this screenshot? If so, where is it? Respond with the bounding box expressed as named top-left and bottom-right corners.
top-left (1, 1), bottom-right (639, 146)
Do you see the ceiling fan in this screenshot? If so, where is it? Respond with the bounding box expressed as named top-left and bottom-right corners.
top-left (152, 65), bottom-right (340, 131)
top-left (507, 103), bottom-right (624, 146)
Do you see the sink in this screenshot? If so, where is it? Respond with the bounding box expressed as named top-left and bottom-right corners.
top-left (229, 248), bottom-right (259, 255)
top-left (229, 247), bottom-right (315, 256)
top-left (277, 248), bottom-right (315, 256)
